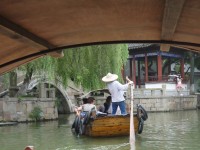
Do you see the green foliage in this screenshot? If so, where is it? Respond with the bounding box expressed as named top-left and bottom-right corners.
top-left (0, 72), bottom-right (10, 90)
top-left (29, 106), bottom-right (43, 121)
top-left (184, 52), bottom-right (200, 71)
top-left (17, 44), bottom-right (128, 90)
top-left (56, 44), bottom-right (128, 89)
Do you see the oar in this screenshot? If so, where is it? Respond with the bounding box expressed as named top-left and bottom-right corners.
top-left (126, 77), bottom-right (135, 150)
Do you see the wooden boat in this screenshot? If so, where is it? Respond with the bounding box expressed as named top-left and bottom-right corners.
top-left (73, 89), bottom-right (148, 137)
top-left (73, 105), bottom-right (147, 137)
top-left (84, 114), bottom-right (139, 137)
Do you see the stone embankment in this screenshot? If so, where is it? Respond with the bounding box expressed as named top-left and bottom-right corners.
top-left (0, 98), bottom-right (57, 122)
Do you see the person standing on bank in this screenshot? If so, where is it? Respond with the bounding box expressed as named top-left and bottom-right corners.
top-left (102, 73), bottom-right (133, 115)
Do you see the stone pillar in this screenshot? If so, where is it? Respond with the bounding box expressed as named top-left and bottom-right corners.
top-left (39, 83), bottom-right (46, 98)
top-left (9, 71), bottom-right (19, 97)
top-left (47, 88), bottom-right (55, 98)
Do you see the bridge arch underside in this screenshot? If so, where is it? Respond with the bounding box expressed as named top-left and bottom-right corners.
top-left (55, 88), bottom-right (70, 114)
top-left (28, 80), bottom-right (73, 114)
top-left (42, 82), bottom-right (72, 114)
top-left (0, 0), bottom-right (200, 75)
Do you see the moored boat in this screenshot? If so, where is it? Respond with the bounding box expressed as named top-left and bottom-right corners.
top-left (0, 122), bottom-right (18, 126)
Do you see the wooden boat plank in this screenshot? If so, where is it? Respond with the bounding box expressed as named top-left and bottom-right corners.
top-left (91, 116), bottom-right (138, 126)
top-left (90, 122), bottom-right (138, 131)
top-left (89, 130), bottom-right (130, 137)
top-left (91, 125), bottom-right (129, 131)
top-left (84, 115), bottom-right (139, 137)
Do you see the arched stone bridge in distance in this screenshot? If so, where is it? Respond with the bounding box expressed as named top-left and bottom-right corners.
top-left (27, 76), bottom-right (83, 114)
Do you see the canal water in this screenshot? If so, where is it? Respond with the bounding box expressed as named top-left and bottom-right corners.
top-left (0, 110), bottom-right (200, 150)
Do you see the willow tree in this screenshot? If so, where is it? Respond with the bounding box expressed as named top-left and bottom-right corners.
top-left (54, 44), bottom-right (128, 90)
top-left (14, 44), bottom-right (128, 91)
top-left (17, 56), bottom-right (57, 94)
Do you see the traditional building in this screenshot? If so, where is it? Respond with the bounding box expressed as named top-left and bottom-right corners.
top-left (126, 44), bottom-right (187, 90)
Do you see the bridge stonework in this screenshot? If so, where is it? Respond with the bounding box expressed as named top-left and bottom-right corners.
top-left (27, 78), bottom-right (83, 113)
top-left (0, 78), bottom-right (83, 122)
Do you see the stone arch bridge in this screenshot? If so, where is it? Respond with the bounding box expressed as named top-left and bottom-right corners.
top-left (27, 76), bottom-right (83, 113)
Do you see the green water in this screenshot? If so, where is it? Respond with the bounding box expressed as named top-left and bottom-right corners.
top-left (0, 110), bottom-right (200, 150)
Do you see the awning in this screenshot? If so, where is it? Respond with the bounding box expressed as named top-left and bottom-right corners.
top-left (0, 0), bottom-right (200, 74)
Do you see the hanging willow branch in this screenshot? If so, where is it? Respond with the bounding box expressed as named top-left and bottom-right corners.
top-left (11, 44), bottom-right (128, 90)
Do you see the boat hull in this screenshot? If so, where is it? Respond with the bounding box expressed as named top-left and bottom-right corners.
top-left (84, 115), bottom-right (139, 137)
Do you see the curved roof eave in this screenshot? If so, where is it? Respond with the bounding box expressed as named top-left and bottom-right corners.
top-left (0, 0), bottom-right (200, 74)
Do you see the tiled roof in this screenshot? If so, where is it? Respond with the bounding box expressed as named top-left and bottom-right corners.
top-left (128, 44), bottom-right (153, 49)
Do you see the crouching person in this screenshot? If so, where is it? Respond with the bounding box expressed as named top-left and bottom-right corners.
top-left (80, 97), bottom-right (97, 122)
top-left (72, 97), bottom-right (97, 135)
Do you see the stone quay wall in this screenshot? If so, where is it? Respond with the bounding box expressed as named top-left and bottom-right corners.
top-left (89, 92), bottom-right (197, 112)
top-left (0, 98), bottom-right (58, 122)
top-left (129, 95), bottom-right (197, 112)
top-left (0, 94), bottom-right (197, 122)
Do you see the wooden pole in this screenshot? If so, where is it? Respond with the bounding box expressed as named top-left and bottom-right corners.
top-left (130, 83), bottom-right (135, 150)
top-left (126, 77), bottom-right (135, 150)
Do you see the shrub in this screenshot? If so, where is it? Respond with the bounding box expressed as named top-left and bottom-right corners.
top-left (29, 106), bottom-right (43, 121)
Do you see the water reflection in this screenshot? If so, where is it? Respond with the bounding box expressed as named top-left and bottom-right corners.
top-left (0, 110), bottom-right (199, 150)
top-left (138, 110), bottom-right (200, 150)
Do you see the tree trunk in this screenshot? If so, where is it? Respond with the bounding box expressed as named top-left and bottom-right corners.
top-left (9, 71), bottom-right (19, 97)
top-left (17, 69), bottom-right (33, 95)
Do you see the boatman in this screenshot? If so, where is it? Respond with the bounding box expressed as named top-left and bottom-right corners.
top-left (102, 73), bottom-right (133, 115)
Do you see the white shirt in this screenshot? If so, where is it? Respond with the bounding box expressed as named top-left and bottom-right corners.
top-left (107, 80), bottom-right (129, 102)
top-left (82, 104), bottom-right (97, 112)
